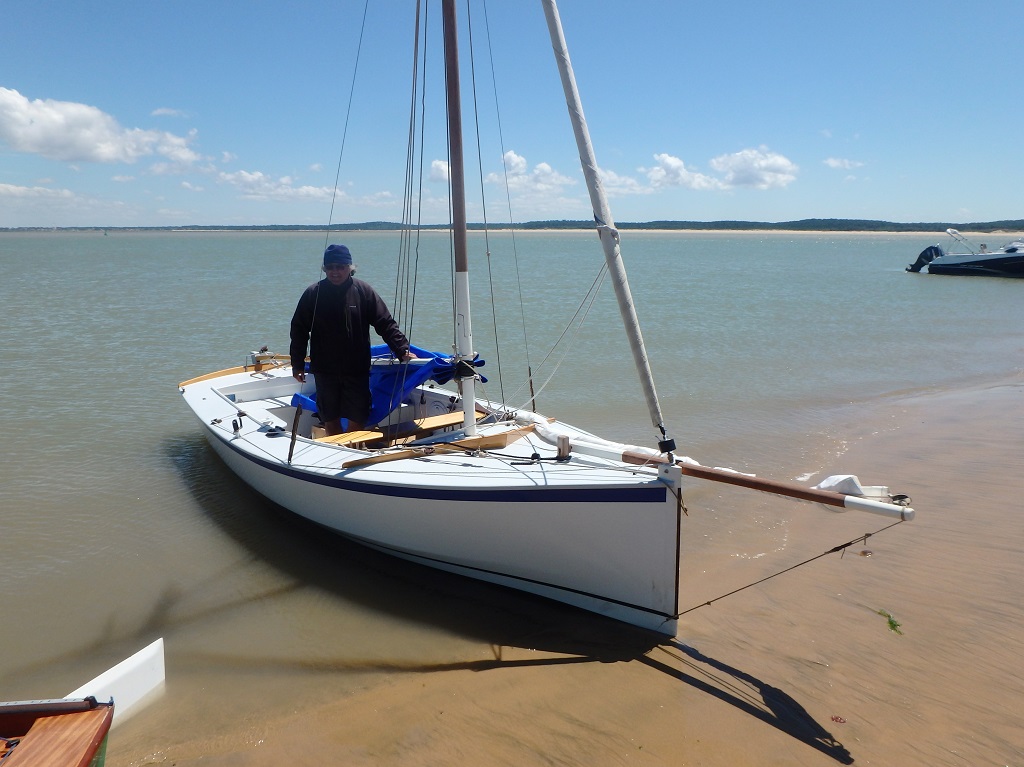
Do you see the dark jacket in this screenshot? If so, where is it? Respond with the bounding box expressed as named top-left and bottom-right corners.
top-left (289, 277), bottom-right (409, 376)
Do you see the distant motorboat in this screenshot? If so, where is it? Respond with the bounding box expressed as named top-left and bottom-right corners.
top-left (907, 229), bottom-right (1024, 277)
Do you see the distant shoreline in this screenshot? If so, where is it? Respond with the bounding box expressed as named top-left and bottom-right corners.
top-left (3, 218), bottom-right (1022, 235)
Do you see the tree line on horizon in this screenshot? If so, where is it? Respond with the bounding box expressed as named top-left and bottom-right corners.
top-left (4, 218), bottom-right (1022, 233)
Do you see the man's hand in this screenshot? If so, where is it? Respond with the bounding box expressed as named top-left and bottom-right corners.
top-left (293, 372), bottom-right (306, 382)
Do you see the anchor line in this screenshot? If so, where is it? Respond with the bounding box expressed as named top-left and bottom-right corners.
top-left (676, 519), bottom-right (906, 618)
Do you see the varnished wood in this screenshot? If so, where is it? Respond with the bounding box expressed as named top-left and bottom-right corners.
top-left (342, 424), bottom-right (535, 469)
top-left (178, 354), bottom-right (292, 388)
top-left (314, 429), bottom-right (385, 446)
top-left (3, 704), bottom-right (113, 767)
top-left (381, 409), bottom-right (488, 444)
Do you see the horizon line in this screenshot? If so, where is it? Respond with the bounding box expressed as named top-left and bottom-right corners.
top-left (3, 217), bottom-right (1023, 234)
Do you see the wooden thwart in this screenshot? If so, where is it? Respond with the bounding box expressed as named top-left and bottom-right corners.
top-left (343, 424), bottom-right (535, 469)
top-left (311, 411), bottom-right (487, 450)
top-left (382, 409), bottom-right (488, 444)
top-left (315, 429), bottom-right (385, 446)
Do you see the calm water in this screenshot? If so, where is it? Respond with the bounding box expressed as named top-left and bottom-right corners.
top-left (1, 229), bottom-right (1022, 761)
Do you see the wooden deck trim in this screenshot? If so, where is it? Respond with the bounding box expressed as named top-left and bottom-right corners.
top-left (178, 354), bottom-right (294, 388)
top-left (3, 705), bottom-right (113, 767)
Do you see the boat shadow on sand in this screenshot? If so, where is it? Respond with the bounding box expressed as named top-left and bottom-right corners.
top-left (165, 434), bottom-right (852, 763)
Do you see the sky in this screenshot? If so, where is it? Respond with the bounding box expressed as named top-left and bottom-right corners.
top-left (1, 0), bottom-right (1021, 229)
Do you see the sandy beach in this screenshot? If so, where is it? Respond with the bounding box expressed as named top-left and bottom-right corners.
top-left (104, 374), bottom-right (1024, 766)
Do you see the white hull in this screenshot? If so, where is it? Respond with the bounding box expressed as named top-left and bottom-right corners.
top-left (182, 364), bottom-right (681, 635)
top-left (66, 638), bottom-right (165, 726)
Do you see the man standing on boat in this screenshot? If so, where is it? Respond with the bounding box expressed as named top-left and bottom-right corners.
top-left (290, 244), bottom-right (414, 435)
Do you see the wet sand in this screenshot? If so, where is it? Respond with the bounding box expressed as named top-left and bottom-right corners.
top-left (110, 376), bottom-right (1024, 766)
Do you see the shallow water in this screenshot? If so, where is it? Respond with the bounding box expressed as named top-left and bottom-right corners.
top-left (1, 229), bottom-right (1022, 764)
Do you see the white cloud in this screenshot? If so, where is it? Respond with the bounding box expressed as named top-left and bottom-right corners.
top-left (502, 150), bottom-right (527, 175)
top-left (112, 175), bottom-right (135, 183)
top-left (0, 182), bottom-right (75, 200)
top-left (824, 157), bottom-right (864, 170)
top-left (643, 147), bottom-right (798, 191)
top-left (598, 167), bottom-right (653, 196)
top-left (430, 159), bottom-right (449, 182)
top-left (513, 161), bottom-right (573, 192)
top-left (488, 150), bottom-right (575, 194)
top-left (181, 181), bottom-right (204, 192)
top-left (478, 150), bottom-right (582, 219)
top-left (643, 153), bottom-right (725, 190)
top-left (217, 169), bottom-right (336, 202)
top-left (709, 146), bottom-right (798, 189)
top-left (152, 107), bottom-right (186, 118)
top-left (0, 182), bottom-right (108, 228)
top-left (0, 87), bottom-right (200, 165)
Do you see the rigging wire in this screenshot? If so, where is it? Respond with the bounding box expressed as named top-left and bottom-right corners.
top-left (325, 0), bottom-right (371, 247)
top-left (351, 0), bottom-right (641, 430)
top-left (466, 0), bottom-right (507, 405)
top-left (675, 520), bottom-right (907, 618)
top-left (503, 261), bottom-right (610, 411)
top-left (478, 0), bottom-right (536, 409)
top-left (467, 0), bottom-right (625, 420)
top-left (308, 0), bottom-right (371, 338)
top-left (396, 0), bottom-right (431, 343)
top-left (395, 0), bottom-right (419, 329)
top-left (381, 0), bottom-right (430, 414)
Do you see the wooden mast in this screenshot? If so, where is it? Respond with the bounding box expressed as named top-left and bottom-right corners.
top-left (441, 0), bottom-right (478, 436)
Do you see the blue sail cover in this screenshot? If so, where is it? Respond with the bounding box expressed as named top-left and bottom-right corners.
top-left (291, 344), bottom-right (485, 427)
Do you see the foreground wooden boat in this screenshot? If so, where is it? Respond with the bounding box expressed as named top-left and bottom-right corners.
top-left (1, 639), bottom-right (165, 766)
top-left (179, 1), bottom-right (914, 635)
top-left (1, 698), bottom-right (113, 767)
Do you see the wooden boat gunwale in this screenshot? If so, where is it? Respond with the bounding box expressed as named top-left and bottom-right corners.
top-left (1, 697), bottom-right (114, 767)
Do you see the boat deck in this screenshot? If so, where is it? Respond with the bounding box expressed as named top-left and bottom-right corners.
top-left (180, 366), bottom-right (665, 492)
top-left (1, 701), bottom-right (113, 767)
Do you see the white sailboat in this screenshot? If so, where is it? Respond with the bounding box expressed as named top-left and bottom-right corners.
top-left (179, 0), bottom-right (913, 636)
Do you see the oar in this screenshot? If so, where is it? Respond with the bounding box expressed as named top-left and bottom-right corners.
top-left (343, 442), bottom-right (471, 469)
top-left (342, 425), bottom-right (536, 469)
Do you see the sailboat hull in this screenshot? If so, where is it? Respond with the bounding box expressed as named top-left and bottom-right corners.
top-left (184, 367), bottom-right (680, 635)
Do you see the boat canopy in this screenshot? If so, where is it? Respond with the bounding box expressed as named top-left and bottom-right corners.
top-left (291, 344), bottom-right (486, 426)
